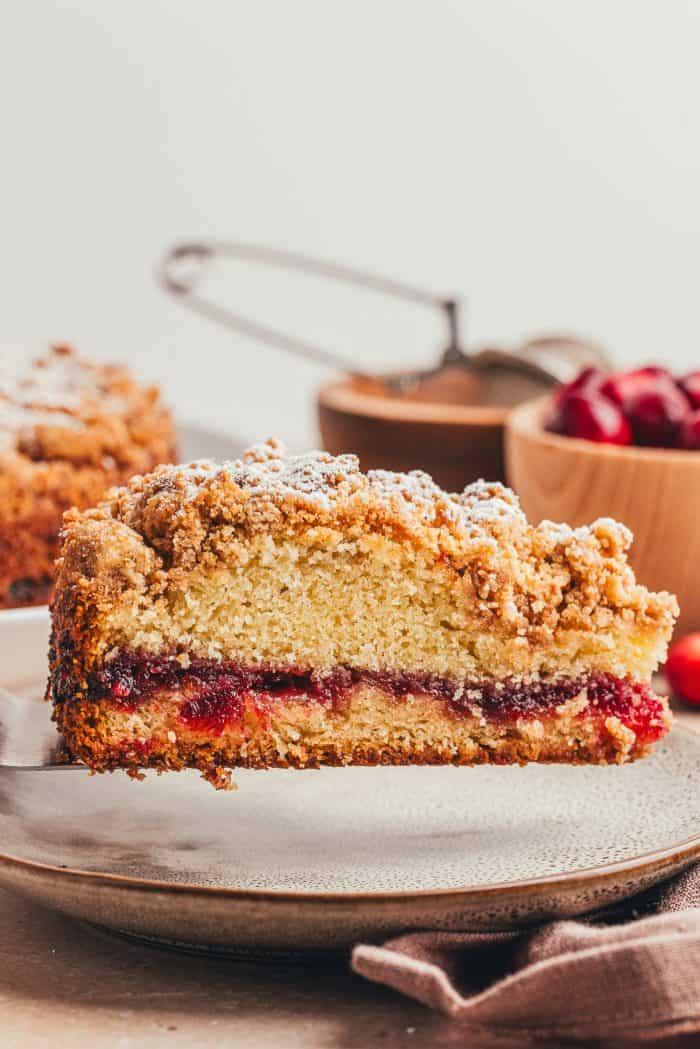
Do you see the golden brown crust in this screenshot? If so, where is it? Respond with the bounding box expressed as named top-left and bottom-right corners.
top-left (0, 345), bottom-right (177, 607)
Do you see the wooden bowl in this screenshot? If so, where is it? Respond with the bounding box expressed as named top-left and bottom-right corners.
top-left (317, 372), bottom-right (508, 491)
top-left (506, 397), bottom-right (700, 637)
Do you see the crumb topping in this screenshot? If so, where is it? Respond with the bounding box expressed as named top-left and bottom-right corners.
top-left (106, 436), bottom-right (529, 549)
top-left (60, 438), bottom-right (678, 654)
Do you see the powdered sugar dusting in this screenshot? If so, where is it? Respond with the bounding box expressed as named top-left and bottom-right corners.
top-left (537, 520), bottom-right (576, 545)
top-left (165, 441), bottom-right (527, 540)
top-left (222, 448), bottom-right (360, 513)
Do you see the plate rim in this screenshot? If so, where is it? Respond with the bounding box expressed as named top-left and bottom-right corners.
top-left (0, 725), bottom-right (698, 905)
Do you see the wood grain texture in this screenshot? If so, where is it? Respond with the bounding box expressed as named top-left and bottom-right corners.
top-left (506, 398), bottom-right (700, 638)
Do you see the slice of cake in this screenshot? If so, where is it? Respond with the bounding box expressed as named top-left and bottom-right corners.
top-left (48, 439), bottom-right (677, 788)
top-left (0, 345), bottom-right (177, 608)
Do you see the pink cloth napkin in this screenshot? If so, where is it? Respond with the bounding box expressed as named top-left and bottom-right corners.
top-left (352, 864), bottom-right (700, 1043)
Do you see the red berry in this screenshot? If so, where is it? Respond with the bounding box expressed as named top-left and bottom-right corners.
top-left (679, 408), bottom-right (700, 450)
top-left (599, 373), bottom-right (628, 406)
top-left (666, 633), bottom-right (700, 706)
top-left (562, 369), bottom-right (604, 400)
top-left (632, 365), bottom-right (674, 380)
top-left (543, 403), bottom-right (566, 434)
top-left (600, 367), bottom-right (672, 410)
top-left (546, 368), bottom-right (606, 433)
top-left (600, 372), bottom-right (647, 408)
top-left (568, 366), bottom-right (606, 396)
top-left (625, 383), bottom-right (690, 447)
top-left (552, 367), bottom-right (605, 406)
top-left (561, 393), bottom-right (633, 445)
top-left (679, 372), bottom-right (700, 409)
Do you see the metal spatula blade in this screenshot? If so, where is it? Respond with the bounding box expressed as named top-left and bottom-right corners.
top-left (0, 688), bottom-right (81, 770)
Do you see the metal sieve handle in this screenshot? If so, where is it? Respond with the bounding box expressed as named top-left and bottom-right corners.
top-left (158, 240), bottom-right (464, 375)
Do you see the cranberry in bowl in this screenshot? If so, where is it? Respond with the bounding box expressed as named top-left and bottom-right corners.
top-left (544, 365), bottom-right (700, 449)
top-left (506, 365), bottom-right (700, 638)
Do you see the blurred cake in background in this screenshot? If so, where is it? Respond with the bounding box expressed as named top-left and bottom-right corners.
top-left (0, 345), bottom-right (177, 608)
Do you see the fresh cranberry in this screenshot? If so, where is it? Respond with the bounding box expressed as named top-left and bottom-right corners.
top-left (599, 373), bottom-right (627, 406)
top-left (560, 393), bottom-right (632, 445)
top-left (625, 383), bottom-right (690, 447)
top-left (553, 367), bottom-right (605, 405)
top-left (666, 634), bottom-right (700, 706)
top-left (600, 371), bottom-right (648, 408)
top-left (679, 372), bottom-right (700, 409)
top-left (632, 366), bottom-right (674, 380)
top-left (679, 409), bottom-right (700, 450)
top-left (543, 404), bottom-right (566, 434)
top-left (599, 367), bottom-right (672, 409)
top-left (546, 368), bottom-right (605, 433)
top-left (569, 366), bottom-right (605, 395)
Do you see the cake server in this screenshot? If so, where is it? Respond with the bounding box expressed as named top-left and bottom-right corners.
top-left (0, 687), bottom-right (79, 770)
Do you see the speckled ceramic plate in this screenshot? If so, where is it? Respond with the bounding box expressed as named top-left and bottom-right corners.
top-left (0, 416), bottom-right (698, 951)
top-left (0, 667), bottom-right (698, 949)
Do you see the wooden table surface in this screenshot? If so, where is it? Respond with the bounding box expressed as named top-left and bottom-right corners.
top-left (1, 709), bottom-right (697, 1049)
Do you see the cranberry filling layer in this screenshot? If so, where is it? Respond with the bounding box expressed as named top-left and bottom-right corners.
top-left (78, 652), bottom-right (669, 744)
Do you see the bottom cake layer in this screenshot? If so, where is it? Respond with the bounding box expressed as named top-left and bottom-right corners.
top-left (53, 662), bottom-right (672, 789)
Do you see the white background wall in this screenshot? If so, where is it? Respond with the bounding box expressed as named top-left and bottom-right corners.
top-left (1, 0), bottom-right (698, 449)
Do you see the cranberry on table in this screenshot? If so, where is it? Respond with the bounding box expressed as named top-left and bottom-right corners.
top-left (666, 634), bottom-right (700, 706)
top-left (561, 393), bottom-right (632, 445)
